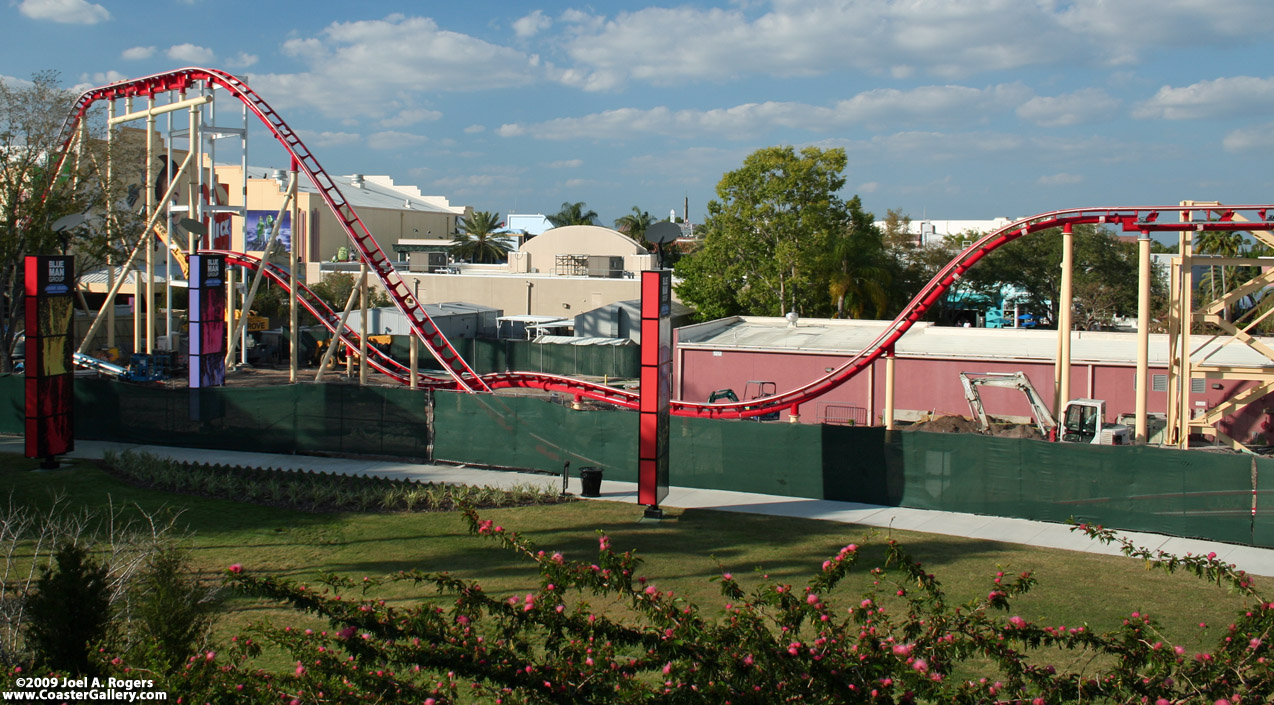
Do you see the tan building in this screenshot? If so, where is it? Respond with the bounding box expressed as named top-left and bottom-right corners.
top-left (212, 165), bottom-right (467, 264)
top-left (310, 225), bottom-right (663, 318)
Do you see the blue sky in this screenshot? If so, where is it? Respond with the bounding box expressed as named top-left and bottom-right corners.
top-left (5, 0), bottom-right (1274, 227)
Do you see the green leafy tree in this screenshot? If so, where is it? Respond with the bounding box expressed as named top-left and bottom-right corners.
top-left (450, 210), bottom-right (511, 264)
top-left (826, 197), bottom-right (891, 319)
top-left (614, 207), bottom-right (654, 247)
top-left (23, 542), bottom-right (113, 675)
top-left (546, 201), bottom-right (599, 228)
top-left (960, 224), bottom-right (1152, 328)
top-left (880, 207), bottom-right (914, 252)
top-left (0, 71), bottom-right (136, 371)
top-left (675, 146), bottom-right (857, 319)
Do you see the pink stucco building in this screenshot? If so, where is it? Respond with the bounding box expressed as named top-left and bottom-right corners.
top-left (674, 317), bottom-right (1274, 443)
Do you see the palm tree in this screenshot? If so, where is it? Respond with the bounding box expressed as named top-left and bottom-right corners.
top-left (1196, 229), bottom-right (1245, 319)
top-left (547, 201), bottom-right (599, 228)
top-left (828, 229), bottom-right (892, 319)
top-left (614, 207), bottom-right (654, 247)
top-left (449, 210), bottom-right (511, 264)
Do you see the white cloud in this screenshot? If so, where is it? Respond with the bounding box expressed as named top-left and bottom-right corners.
top-left (226, 52), bottom-right (259, 69)
top-left (1037, 173), bottom-right (1084, 186)
top-left (464, 125), bottom-right (486, 134)
top-left (303, 131), bottom-right (363, 148)
top-left (857, 182), bottom-right (879, 194)
top-left (1134, 76), bottom-right (1274, 120)
top-left (250, 15), bottom-right (542, 120)
top-left (366, 131), bottom-right (428, 150)
top-left (379, 108), bottom-right (443, 129)
top-left (0, 75), bottom-right (34, 89)
top-left (71, 71), bottom-right (127, 93)
top-left (1016, 88), bottom-right (1121, 127)
top-left (513, 10), bottom-right (552, 38)
top-left (498, 84), bottom-right (1029, 140)
top-left (121, 46), bottom-right (155, 61)
top-left (546, 159), bottom-right (583, 168)
top-left (18, 0), bottom-right (109, 24)
top-left (167, 43), bottom-right (216, 64)
top-left (1223, 123), bottom-right (1274, 152)
top-left (545, 1), bottom-right (1274, 91)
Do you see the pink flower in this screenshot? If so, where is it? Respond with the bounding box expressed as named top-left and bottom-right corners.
top-left (551, 552), bottom-right (564, 564)
top-left (912, 659), bottom-right (928, 672)
top-left (722, 572), bottom-right (732, 580)
top-left (662, 662), bottom-right (672, 675)
top-left (806, 594), bottom-right (819, 605)
top-left (295, 665), bottom-right (305, 676)
top-left (1008, 616), bottom-right (1026, 629)
top-left (1208, 552), bottom-right (1217, 560)
top-left (599, 536), bottom-right (611, 551)
top-left (228, 564), bottom-right (243, 574)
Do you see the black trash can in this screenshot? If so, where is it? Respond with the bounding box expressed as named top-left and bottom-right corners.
top-left (579, 467), bottom-right (603, 497)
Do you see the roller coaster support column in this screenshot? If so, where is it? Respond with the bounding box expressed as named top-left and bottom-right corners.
top-left (1177, 221), bottom-right (1196, 448)
top-left (1136, 229), bottom-right (1152, 443)
top-left (145, 95), bottom-right (156, 355)
top-left (884, 347), bottom-right (896, 430)
top-left (410, 334), bottom-right (419, 389)
top-left (1055, 223), bottom-right (1074, 417)
top-left (289, 160), bottom-right (299, 384)
top-left (359, 260), bottom-right (368, 386)
top-left (410, 280), bottom-right (420, 389)
top-left (105, 99), bottom-right (115, 352)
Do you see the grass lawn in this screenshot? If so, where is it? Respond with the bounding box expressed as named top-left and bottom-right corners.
top-left (1, 451), bottom-right (1265, 673)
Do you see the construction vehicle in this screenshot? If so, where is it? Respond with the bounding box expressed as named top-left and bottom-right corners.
top-left (959, 372), bottom-right (1132, 445)
top-left (706, 382), bottom-right (780, 420)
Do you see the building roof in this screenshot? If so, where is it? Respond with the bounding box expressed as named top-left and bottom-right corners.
top-left (677, 316), bottom-right (1274, 368)
top-left (536, 335), bottom-right (631, 346)
top-left (239, 167), bottom-right (464, 216)
top-left (80, 263), bottom-right (183, 286)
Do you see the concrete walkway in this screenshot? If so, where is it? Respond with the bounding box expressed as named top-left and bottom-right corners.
top-left (11, 437), bottom-right (1274, 579)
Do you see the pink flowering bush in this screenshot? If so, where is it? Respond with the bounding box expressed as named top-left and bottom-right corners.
top-left (82, 515), bottom-right (1274, 703)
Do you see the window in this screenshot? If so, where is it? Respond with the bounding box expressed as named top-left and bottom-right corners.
top-left (1152, 374), bottom-right (1167, 392)
top-left (1191, 378), bottom-right (1206, 394)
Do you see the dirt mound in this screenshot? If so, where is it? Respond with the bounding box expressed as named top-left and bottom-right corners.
top-left (907, 414), bottom-right (979, 434)
top-left (991, 423), bottom-right (1044, 440)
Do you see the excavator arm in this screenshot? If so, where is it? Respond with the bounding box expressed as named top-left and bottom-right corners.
top-left (958, 372), bottom-right (1058, 438)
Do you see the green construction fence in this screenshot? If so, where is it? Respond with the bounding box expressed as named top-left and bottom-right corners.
top-left (0, 375), bottom-right (1271, 548)
top-left (399, 338), bottom-right (639, 379)
top-left (0, 374), bottom-right (430, 458)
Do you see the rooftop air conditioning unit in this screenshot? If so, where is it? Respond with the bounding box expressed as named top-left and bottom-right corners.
top-left (588, 255), bottom-right (624, 278)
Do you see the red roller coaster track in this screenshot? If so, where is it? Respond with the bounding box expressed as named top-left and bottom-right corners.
top-left (57, 68), bottom-right (1274, 419)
